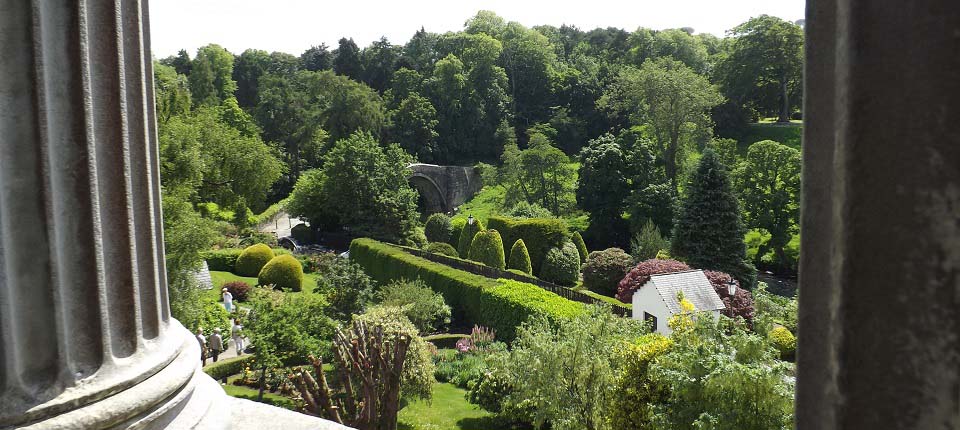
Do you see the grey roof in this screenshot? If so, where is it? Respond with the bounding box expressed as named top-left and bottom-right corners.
top-left (645, 270), bottom-right (726, 313)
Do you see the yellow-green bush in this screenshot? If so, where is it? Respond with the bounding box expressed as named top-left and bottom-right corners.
top-left (235, 244), bottom-right (275, 276)
top-left (424, 242), bottom-right (459, 258)
top-left (456, 218), bottom-right (485, 257)
top-left (610, 334), bottom-right (673, 429)
top-left (508, 239), bottom-right (533, 275)
top-left (258, 254), bottom-right (304, 291)
top-left (448, 218), bottom-right (466, 249)
top-left (572, 231), bottom-right (588, 264)
top-left (487, 216), bottom-right (569, 276)
top-left (468, 229), bottom-right (506, 270)
top-left (540, 242), bottom-right (581, 286)
top-left (768, 326), bottom-right (796, 360)
top-left (203, 248), bottom-right (244, 272)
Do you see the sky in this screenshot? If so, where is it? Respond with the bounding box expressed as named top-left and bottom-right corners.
top-left (149, 0), bottom-right (805, 59)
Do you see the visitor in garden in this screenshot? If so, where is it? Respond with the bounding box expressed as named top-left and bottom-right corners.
top-left (195, 327), bottom-right (207, 365)
top-left (209, 328), bottom-right (224, 363)
top-left (231, 320), bottom-right (244, 356)
top-left (222, 287), bottom-right (233, 312)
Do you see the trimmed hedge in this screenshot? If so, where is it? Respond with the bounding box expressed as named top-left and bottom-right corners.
top-left (487, 216), bottom-right (569, 277)
top-left (349, 238), bottom-right (584, 341)
top-left (424, 213), bottom-right (454, 244)
top-left (203, 249), bottom-right (244, 272)
top-left (449, 218), bottom-right (466, 249)
top-left (540, 241), bottom-right (581, 286)
top-left (258, 254), bottom-right (304, 292)
top-left (424, 242), bottom-right (459, 258)
top-left (204, 355), bottom-right (255, 380)
top-left (508, 239), bottom-right (533, 275)
top-left (468, 229), bottom-right (506, 270)
top-left (457, 218), bottom-right (485, 258)
top-left (235, 244), bottom-right (275, 277)
top-left (572, 231), bottom-right (588, 264)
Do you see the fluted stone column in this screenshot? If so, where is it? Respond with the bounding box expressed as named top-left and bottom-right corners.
top-left (0, 1), bottom-right (348, 429)
top-left (796, 0), bottom-right (960, 429)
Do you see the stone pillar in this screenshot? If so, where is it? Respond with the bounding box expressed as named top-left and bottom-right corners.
top-left (0, 1), bottom-right (347, 429)
top-left (797, 1), bottom-right (960, 429)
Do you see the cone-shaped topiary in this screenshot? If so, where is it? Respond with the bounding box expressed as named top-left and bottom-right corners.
top-left (424, 213), bottom-right (453, 243)
top-left (235, 243), bottom-right (275, 277)
top-left (508, 239), bottom-right (533, 275)
top-left (468, 229), bottom-right (506, 270)
top-left (258, 254), bottom-right (304, 291)
top-left (572, 231), bottom-right (588, 264)
top-left (540, 241), bottom-right (581, 286)
top-left (448, 218), bottom-right (466, 249)
top-left (457, 217), bottom-right (485, 257)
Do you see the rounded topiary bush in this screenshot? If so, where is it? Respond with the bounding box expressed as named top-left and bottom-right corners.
top-left (424, 213), bottom-right (453, 244)
top-left (424, 242), bottom-right (459, 258)
top-left (448, 218), bottom-right (466, 249)
top-left (457, 217), bottom-right (485, 257)
top-left (769, 326), bottom-right (796, 360)
top-left (508, 239), bottom-right (532, 275)
top-left (290, 223), bottom-right (313, 244)
top-left (572, 231), bottom-right (588, 264)
top-left (468, 229), bottom-right (506, 270)
top-left (235, 244), bottom-right (275, 277)
top-left (258, 254), bottom-right (304, 292)
top-left (616, 259), bottom-right (691, 303)
top-left (540, 241), bottom-right (581, 286)
top-left (581, 248), bottom-right (634, 296)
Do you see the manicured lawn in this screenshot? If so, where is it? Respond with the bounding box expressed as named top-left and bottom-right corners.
top-left (222, 375), bottom-right (297, 410)
top-left (572, 286), bottom-right (632, 309)
top-left (739, 122), bottom-right (803, 150)
top-left (207, 270), bottom-right (321, 301)
top-left (397, 382), bottom-right (513, 430)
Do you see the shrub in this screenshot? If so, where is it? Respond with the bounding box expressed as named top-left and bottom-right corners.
top-left (769, 326), bottom-right (796, 360)
top-left (297, 252), bottom-right (338, 274)
top-left (290, 223), bottom-right (313, 244)
top-left (571, 231), bottom-right (588, 264)
top-left (582, 248), bottom-right (634, 296)
top-left (616, 259), bottom-right (691, 303)
top-left (352, 305), bottom-right (436, 400)
top-left (424, 213), bottom-right (453, 243)
top-left (349, 238), bottom-right (585, 341)
top-left (610, 334), bottom-right (673, 430)
top-left (313, 257), bottom-right (376, 322)
top-left (235, 244), bottom-right (275, 277)
top-left (204, 355), bottom-right (256, 380)
top-left (203, 248), bottom-right (243, 272)
top-left (468, 229), bottom-right (506, 270)
top-left (222, 281), bottom-right (252, 302)
top-left (540, 241), bottom-right (581, 286)
top-left (448, 218), bottom-right (466, 249)
top-left (487, 216), bottom-right (569, 276)
top-left (258, 254), bottom-right (304, 291)
top-left (507, 239), bottom-right (533, 275)
top-left (630, 219), bottom-right (670, 261)
top-left (377, 279), bottom-right (452, 334)
top-left (505, 201), bottom-right (552, 218)
top-left (424, 242), bottom-right (459, 258)
top-left (457, 218), bottom-right (485, 258)
top-left (704, 270), bottom-right (754, 323)
top-left (189, 299), bottom-right (231, 337)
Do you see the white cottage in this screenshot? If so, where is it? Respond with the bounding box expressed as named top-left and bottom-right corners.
top-left (631, 269), bottom-right (726, 335)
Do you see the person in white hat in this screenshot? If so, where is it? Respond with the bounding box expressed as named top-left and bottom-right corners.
top-left (222, 287), bottom-right (233, 312)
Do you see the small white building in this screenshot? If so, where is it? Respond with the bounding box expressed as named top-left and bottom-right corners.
top-left (631, 269), bottom-right (726, 335)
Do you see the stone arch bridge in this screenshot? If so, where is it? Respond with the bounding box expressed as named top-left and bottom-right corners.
top-left (408, 163), bottom-right (483, 214)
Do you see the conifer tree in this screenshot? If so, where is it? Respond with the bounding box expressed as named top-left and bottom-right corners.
top-left (671, 149), bottom-right (757, 288)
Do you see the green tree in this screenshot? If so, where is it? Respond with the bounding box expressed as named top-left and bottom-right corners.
top-left (233, 49), bottom-right (271, 109)
top-left (719, 15), bottom-right (804, 122)
top-left (161, 189), bottom-right (219, 331)
top-left (400, 27), bottom-right (440, 73)
top-left (376, 279), bottom-right (451, 334)
top-left (153, 62), bottom-right (191, 124)
top-left (287, 132), bottom-right (420, 245)
top-left (389, 94), bottom-right (439, 161)
top-left (160, 49), bottom-right (191, 75)
top-left (735, 140), bottom-right (801, 267)
top-left (600, 58), bottom-right (722, 190)
top-left (300, 43), bottom-right (334, 71)
top-left (188, 44), bottom-right (237, 107)
top-left (671, 149), bottom-right (756, 287)
top-left (501, 134), bottom-right (577, 214)
top-left (360, 37), bottom-right (401, 92)
top-left (577, 134), bottom-right (629, 246)
top-left (333, 37), bottom-right (363, 81)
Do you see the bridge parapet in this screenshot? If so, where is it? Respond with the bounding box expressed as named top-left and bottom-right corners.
top-left (408, 164), bottom-right (483, 214)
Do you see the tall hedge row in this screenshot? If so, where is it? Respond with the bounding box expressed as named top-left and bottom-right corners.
top-left (486, 216), bottom-right (569, 277)
top-left (349, 238), bottom-right (584, 341)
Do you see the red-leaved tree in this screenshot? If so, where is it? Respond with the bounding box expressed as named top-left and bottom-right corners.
top-left (616, 259), bottom-right (691, 303)
top-left (704, 270), bottom-right (754, 323)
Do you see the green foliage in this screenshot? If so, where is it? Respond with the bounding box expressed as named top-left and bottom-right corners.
top-left (257, 254), bottom-right (304, 291)
top-left (468, 229), bottom-right (506, 270)
top-left (540, 241), bottom-right (581, 286)
top-left (582, 248), bottom-right (634, 296)
top-left (246, 289), bottom-right (335, 369)
top-left (609, 334), bottom-right (673, 429)
top-left (497, 137), bottom-right (577, 214)
top-left (203, 355), bottom-right (256, 380)
top-left (630, 219), bottom-right (670, 261)
top-left (202, 248), bottom-right (244, 272)
top-left (571, 231), bottom-right (588, 264)
top-left (768, 326), bottom-right (796, 361)
top-left (456, 217), bottom-right (485, 258)
top-left (349, 238), bottom-right (585, 341)
top-left (189, 44), bottom-right (237, 107)
top-left (352, 305), bottom-right (436, 400)
top-left (626, 182), bottom-right (677, 239)
top-left (752, 282), bottom-right (798, 335)
top-left (672, 149), bottom-right (757, 288)
top-left (448, 218), bottom-right (466, 249)
top-left (486, 215), bottom-right (569, 276)
top-left (235, 244), bottom-right (275, 277)
top-left (376, 279), bottom-right (452, 334)
top-left (314, 257), bottom-right (377, 322)
top-left (504, 201), bottom-right (552, 218)
top-left (153, 62), bottom-right (191, 124)
top-left (423, 242), bottom-right (459, 258)
top-left (424, 213), bottom-right (453, 244)
top-left (290, 223), bottom-right (313, 244)
top-left (192, 299), bottom-right (232, 336)
top-left (507, 239), bottom-right (533, 275)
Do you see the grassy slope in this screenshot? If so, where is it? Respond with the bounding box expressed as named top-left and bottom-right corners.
top-left (739, 123), bottom-right (803, 151)
top-left (206, 271), bottom-right (320, 301)
top-left (398, 383), bottom-right (511, 430)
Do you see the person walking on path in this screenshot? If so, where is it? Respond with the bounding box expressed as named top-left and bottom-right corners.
top-left (195, 327), bottom-right (208, 366)
top-left (222, 287), bottom-right (234, 312)
top-left (231, 320), bottom-right (244, 356)
top-left (209, 328), bottom-right (224, 363)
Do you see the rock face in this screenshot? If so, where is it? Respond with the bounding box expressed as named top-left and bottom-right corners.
top-left (408, 164), bottom-right (483, 214)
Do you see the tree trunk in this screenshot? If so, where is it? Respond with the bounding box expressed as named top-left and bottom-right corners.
top-left (778, 79), bottom-right (791, 123)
